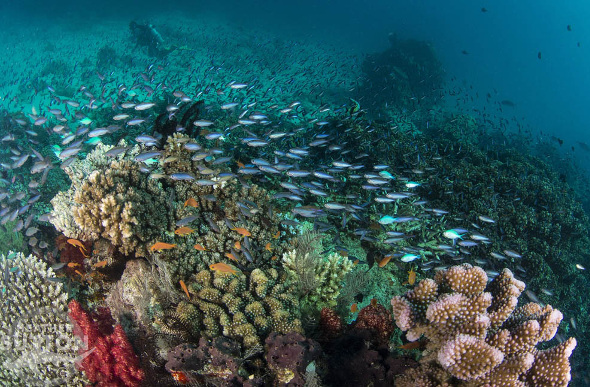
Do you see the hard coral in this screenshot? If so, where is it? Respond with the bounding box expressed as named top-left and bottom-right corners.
top-left (354, 303), bottom-right (395, 345)
top-left (391, 264), bottom-right (576, 386)
top-left (183, 267), bottom-right (302, 349)
top-left (166, 337), bottom-right (245, 386)
top-left (265, 332), bottom-right (321, 386)
top-left (319, 307), bottom-right (343, 338)
top-left (0, 252), bottom-right (86, 386)
top-left (68, 299), bottom-right (144, 387)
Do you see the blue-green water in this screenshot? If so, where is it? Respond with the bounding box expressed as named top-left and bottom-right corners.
top-left (0, 1), bottom-right (588, 386)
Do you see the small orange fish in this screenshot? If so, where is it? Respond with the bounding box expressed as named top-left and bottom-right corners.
top-left (234, 241), bottom-right (241, 250)
top-left (398, 341), bottom-right (422, 350)
top-left (378, 255), bottom-right (392, 268)
top-left (350, 303), bottom-right (358, 313)
top-left (225, 252), bottom-right (238, 261)
top-left (179, 280), bottom-right (190, 300)
top-left (174, 226), bottom-right (195, 236)
top-left (236, 160), bottom-right (245, 168)
top-left (271, 255), bottom-right (278, 261)
top-left (67, 238), bottom-right (87, 252)
top-left (232, 227), bottom-right (251, 237)
top-left (67, 262), bottom-right (80, 268)
top-left (194, 243), bottom-right (207, 251)
top-left (273, 230), bottom-right (280, 239)
top-left (370, 298), bottom-right (378, 307)
top-left (93, 260), bottom-right (108, 268)
top-left (265, 242), bottom-right (272, 252)
top-left (150, 242), bottom-right (177, 251)
top-left (353, 259), bottom-right (359, 266)
top-left (407, 268), bottom-right (417, 285)
top-left (184, 197), bottom-right (199, 208)
top-left (74, 270), bottom-right (85, 279)
top-left (210, 263), bottom-right (238, 275)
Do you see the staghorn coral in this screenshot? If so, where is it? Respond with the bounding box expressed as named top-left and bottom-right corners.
top-left (391, 264), bottom-right (576, 386)
top-left (0, 251), bottom-right (86, 386)
top-left (176, 267), bottom-right (302, 349)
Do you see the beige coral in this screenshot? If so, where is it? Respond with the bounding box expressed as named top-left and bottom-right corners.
top-left (391, 264), bottom-right (576, 386)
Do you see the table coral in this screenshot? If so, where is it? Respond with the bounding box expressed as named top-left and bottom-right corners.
top-left (391, 263), bottom-right (576, 386)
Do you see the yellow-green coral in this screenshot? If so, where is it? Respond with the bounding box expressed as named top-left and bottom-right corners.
top-left (181, 267), bottom-right (302, 348)
top-left (282, 249), bottom-right (353, 310)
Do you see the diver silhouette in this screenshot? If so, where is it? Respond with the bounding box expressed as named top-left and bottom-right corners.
top-left (129, 21), bottom-right (175, 58)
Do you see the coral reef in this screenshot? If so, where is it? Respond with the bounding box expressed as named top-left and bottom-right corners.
top-left (264, 332), bottom-right (321, 386)
top-left (173, 267), bottom-right (302, 349)
top-left (0, 251), bottom-right (86, 386)
top-left (282, 247), bottom-right (353, 311)
top-left (391, 264), bottom-right (576, 386)
top-left (319, 307), bottom-right (344, 339)
top-left (353, 303), bottom-right (395, 345)
top-left (166, 337), bottom-right (246, 386)
top-left (68, 299), bottom-right (144, 387)
top-left (53, 150), bottom-right (175, 257)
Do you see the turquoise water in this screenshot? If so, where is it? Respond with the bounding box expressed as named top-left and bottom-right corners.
top-left (0, 1), bottom-right (588, 386)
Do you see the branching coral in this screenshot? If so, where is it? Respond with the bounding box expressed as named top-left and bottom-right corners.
top-left (391, 264), bottom-right (576, 386)
top-left (0, 251), bottom-right (86, 386)
top-left (282, 232), bottom-right (353, 312)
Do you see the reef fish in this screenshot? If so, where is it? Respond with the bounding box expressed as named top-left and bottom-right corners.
top-left (150, 242), bottom-right (177, 251)
top-left (209, 263), bottom-right (238, 275)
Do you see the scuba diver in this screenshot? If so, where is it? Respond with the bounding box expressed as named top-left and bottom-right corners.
top-left (129, 21), bottom-right (176, 58)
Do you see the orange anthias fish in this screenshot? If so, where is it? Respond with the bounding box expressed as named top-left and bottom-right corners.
top-left (184, 197), bottom-right (199, 208)
top-left (273, 231), bottom-right (280, 239)
top-left (350, 303), bottom-right (358, 313)
top-left (174, 226), bottom-right (195, 236)
top-left (370, 298), bottom-right (378, 307)
top-left (67, 262), bottom-right (80, 268)
top-left (179, 280), bottom-right (190, 300)
top-left (150, 242), bottom-right (177, 251)
top-left (378, 255), bottom-right (393, 268)
top-left (194, 243), bottom-right (207, 251)
top-left (232, 227), bottom-right (251, 237)
top-left (67, 238), bottom-right (87, 252)
top-left (236, 160), bottom-right (245, 168)
top-left (234, 241), bottom-right (241, 250)
top-left (225, 252), bottom-right (238, 261)
top-left (265, 242), bottom-right (272, 252)
top-left (93, 260), bottom-right (108, 269)
top-left (209, 263), bottom-right (238, 275)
